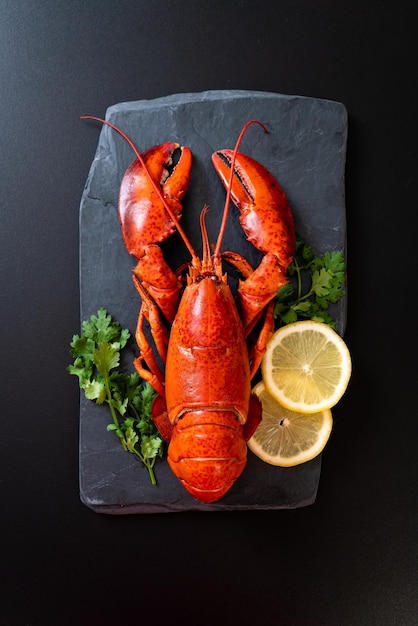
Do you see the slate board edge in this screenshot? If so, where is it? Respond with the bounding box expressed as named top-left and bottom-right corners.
top-left (106, 89), bottom-right (348, 116)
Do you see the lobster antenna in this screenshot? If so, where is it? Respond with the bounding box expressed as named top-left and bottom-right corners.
top-left (213, 120), bottom-right (269, 259)
top-left (199, 205), bottom-right (211, 269)
top-left (81, 115), bottom-right (199, 263)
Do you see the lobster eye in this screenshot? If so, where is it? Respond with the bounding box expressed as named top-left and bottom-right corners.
top-left (196, 274), bottom-right (219, 283)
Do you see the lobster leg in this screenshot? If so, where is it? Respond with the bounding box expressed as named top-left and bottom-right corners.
top-left (132, 245), bottom-right (182, 325)
top-left (222, 250), bottom-right (287, 336)
top-left (133, 276), bottom-right (168, 363)
top-left (247, 300), bottom-right (276, 378)
top-left (119, 143), bottom-right (193, 324)
top-left (133, 277), bottom-right (174, 438)
top-left (151, 395), bottom-right (173, 442)
top-left (212, 150), bottom-right (295, 269)
top-left (222, 251), bottom-right (277, 377)
top-left (132, 300), bottom-right (166, 398)
top-left (212, 150), bottom-right (296, 333)
top-left (243, 393), bottom-right (263, 440)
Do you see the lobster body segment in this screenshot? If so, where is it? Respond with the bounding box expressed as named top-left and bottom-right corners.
top-left (165, 275), bottom-right (251, 422)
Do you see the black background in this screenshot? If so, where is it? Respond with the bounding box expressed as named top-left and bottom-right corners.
top-left (1, 2), bottom-right (416, 624)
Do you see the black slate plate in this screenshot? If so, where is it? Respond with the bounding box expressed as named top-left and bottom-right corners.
top-left (78, 90), bottom-right (348, 514)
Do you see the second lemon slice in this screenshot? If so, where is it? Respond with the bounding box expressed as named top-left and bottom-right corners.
top-left (248, 382), bottom-right (333, 467)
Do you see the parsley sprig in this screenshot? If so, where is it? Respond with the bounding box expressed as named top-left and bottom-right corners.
top-left (68, 309), bottom-right (164, 485)
top-left (274, 236), bottom-right (346, 330)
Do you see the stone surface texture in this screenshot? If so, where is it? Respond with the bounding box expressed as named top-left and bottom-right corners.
top-left (78, 90), bottom-right (348, 514)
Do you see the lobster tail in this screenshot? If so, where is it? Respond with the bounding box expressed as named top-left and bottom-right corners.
top-left (167, 410), bottom-right (248, 503)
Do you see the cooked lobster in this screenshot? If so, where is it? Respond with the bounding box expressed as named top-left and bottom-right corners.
top-left (82, 116), bottom-right (295, 503)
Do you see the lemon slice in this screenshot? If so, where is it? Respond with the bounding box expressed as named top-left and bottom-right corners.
top-left (248, 382), bottom-right (333, 466)
top-left (261, 320), bottom-right (352, 413)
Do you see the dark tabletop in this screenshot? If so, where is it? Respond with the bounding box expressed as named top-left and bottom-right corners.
top-left (1, 2), bottom-right (416, 625)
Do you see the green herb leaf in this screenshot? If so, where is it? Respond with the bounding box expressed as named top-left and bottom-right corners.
top-left (140, 435), bottom-right (165, 462)
top-left (311, 267), bottom-right (334, 298)
top-left (68, 309), bottom-right (163, 485)
top-left (124, 426), bottom-right (139, 452)
top-left (84, 379), bottom-right (107, 403)
top-left (274, 235), bottom-right (346, 330)
top-left (93, 341), bottom-right (120, 378)
top-left (67, 356), bottom-right (93, 388)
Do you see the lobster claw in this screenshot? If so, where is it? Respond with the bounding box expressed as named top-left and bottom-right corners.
top-left (212, 150), bottom-right (295, 273)
top-left (119, 143), bottom-right (193, 260)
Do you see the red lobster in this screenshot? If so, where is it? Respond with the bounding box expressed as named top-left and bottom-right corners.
top-left (82, 116), bottom-right (295, 503)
